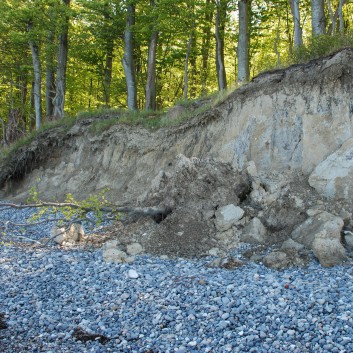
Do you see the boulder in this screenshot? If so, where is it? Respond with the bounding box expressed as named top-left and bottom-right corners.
top-left (51, 223), bottom-right (85, 245)
top-left (262, 249), bottom-right (309, 269)
top-left (68, 223), bottom-right (85, 242)
top-left (291, 211), bottom-right (346, 267)
top-left (240, 217), bottom-right (267, 244)
top-left (281, 238), bottom-right (304, 251)
top-left (262, 251), bottom-right (289, 269)
top-left (51, 226), bottom-right (67, 245)
top-left (215, 204), bottom-right (244, 231)
top-left (309, 138), bottom-right (353, 199)
top-left (126, 243), bottom-right (143, 256)
top-left (102, 246), bottom-right (134, 263)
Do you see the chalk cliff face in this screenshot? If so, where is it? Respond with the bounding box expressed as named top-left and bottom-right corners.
top-left (2, 49), bottom-right (353, 202)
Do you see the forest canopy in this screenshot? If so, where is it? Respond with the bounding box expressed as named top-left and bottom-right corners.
top-left (0, 0), bottom-right (353, 144)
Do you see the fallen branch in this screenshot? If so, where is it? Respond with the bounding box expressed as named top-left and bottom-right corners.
top-left (0, 202), bottom-right (169, 217)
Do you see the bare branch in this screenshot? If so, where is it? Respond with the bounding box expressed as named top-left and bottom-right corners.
top-left (0, 202), bottom-right (169, 216)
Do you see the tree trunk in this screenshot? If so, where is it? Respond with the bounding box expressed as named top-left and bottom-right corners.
top-left (290, 0), bottom-right (303, 47)
top-left (46, 65), bottom-right (55, 118)
top-left (339, 0), bottom-right (346, 33)
top-left (238, 0), bottom-right (249, 82)
top-left (122, 2), bottom-right (138, 110)
top-left (312, 0), bottom-right (326, 36)
top-left (103, 38), bottom-right (114, 107)
top-left (145, 0), bottom-right (159, 111)
top-left (201, 0), bottom-right (214, 95)
top-left (215, 0), bottom-right (227, 90)
top-left (45, 12), bottom-right (55, 118)
top-left (53, 0), bottom-right (70, 119)
top-left (28, 25), bottom-right (42, 130)
top-left (183, 33), bottom-right (193, 100)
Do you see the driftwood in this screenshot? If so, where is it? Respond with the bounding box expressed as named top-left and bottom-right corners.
top-left (0, 202), bottom-right (170, 218)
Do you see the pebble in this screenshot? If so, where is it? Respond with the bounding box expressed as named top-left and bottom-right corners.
top-left (127, 269), bottom-right (139, 279)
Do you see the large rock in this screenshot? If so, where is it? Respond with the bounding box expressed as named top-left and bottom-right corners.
top-left (215, 204), bottom-right (244, 232)
top-left (51, 223), bottom-right (85, 245)
top-left (291, 211), bottom-right (346, 267)
top-left (309, 138), bottom-right (353, 199)
top-left (240, 217), bottom-right (267, 244)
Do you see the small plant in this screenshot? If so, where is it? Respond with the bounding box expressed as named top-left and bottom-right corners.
top-left (291, 33), bottom-right (353, 64)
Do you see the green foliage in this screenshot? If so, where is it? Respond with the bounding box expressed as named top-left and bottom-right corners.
top-left (291, 33), bottom-right (353, 64)
top-left (28, 187), bottom-right (116, 227)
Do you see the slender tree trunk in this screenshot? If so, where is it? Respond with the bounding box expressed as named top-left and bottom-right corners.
top-left (103, 39), bottom-right (114, 107)
top-left (201, 0), bottom-right (214, 95)
top-left (290, 0), bottom-right (303, 47)
top-left (122, 2), bottom-right (138, 110)
top-left (53, 0), bottom-right (70, 119)
top-left (45, 10), bottom-right (55, 118)
top-left (28, 25), bottom-right (42, 130)
top-left (46, 65), bottom-right (55, 118)
top-left (145, 0), bottom-right (159, 111)
top-left (327, 0), bottom-right (346, 34)
top-left (238, 0), bottom-right (249, 82)
top-left (339, 0), bottom-right (346, 33)
top-left (274, 18), bottom-right (281, 65)
top-left (183, 33), bottom-right (193, 100)
top-left (215, 0), bottom-right (227, 90)
top-left (312, 0), bottom-right (326, 36)
top-left (189, 32), bottom-right (197, 99)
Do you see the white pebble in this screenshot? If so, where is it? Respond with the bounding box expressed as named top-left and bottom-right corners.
top-left (128, 269), bottom-right (139, 279)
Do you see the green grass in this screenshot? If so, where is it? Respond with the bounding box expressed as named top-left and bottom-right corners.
top-left (292, 33), bottom-right (353, 64)
top-left (260, 33), bottom-right (353, 74)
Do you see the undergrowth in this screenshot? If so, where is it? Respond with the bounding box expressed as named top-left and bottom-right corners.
top-left (259, 33), bottom-right (353, 73)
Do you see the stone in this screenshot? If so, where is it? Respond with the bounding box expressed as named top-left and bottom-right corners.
top-left (291, 211), bottom-right (346, 267)
top-left (214, 228), bottom-right (238, 247)
top-left (126, 243), bottom-right (143, 256)
top-left (262, 251), bottom-right (289, 269)
top-left (103, 249), bottom-right (129, 263)
top-left (311, 238), bottom-right (347, 267)
top-left (102, 239), bottom-right (119, 250)
top-left (51, 226), bottom-right (67, 245)
top-left (51, 223), bottom-right (85, 245)
top-left (240, 217), bottom-right (267, 244)
top-left (68, 223), bottom-right (85, 242)
top-left (215, 204), bottom-right (244, 231)
top-left (127, 269), bottom-right (139, 279)
top-left (309, 138), bottom-right (353, 199)
top-left (208, 247), bottom-right (220, 256)
top-left (281, 238), bottom-right (304, 251)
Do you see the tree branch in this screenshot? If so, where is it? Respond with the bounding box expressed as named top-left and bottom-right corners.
top-left (0, 202), bottom-right (169, 217)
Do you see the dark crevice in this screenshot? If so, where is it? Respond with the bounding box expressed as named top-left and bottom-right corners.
top-left (151, 207), bottom-right (173, 224)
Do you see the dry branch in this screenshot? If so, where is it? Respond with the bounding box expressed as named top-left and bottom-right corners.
top-left (0, 202), bottom-right (170, 217)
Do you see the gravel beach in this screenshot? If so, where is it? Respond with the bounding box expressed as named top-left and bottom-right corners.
top-left (1, 205), bottom-right (353, 353)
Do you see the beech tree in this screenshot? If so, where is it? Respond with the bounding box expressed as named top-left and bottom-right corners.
top-left (237, 0), bottom-right (249, 82)
top-left (290, 0), bottom-right (303, 47)
top-left (28, 21), bottom-right (42, 129)
top-left (215, 0), bottom-right (228, 90)
top-left (122, 0), bottom-right (138, 110)
top-left (312, 0), bottom-right (326, 36)
top-left (53, 0), bottom-right (71, 119)
top-left (145, 0), bottom-right (159, 110)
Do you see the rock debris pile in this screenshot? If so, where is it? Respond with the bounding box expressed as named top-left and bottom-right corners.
top-left (103, 154), bottom-right (353, 269)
